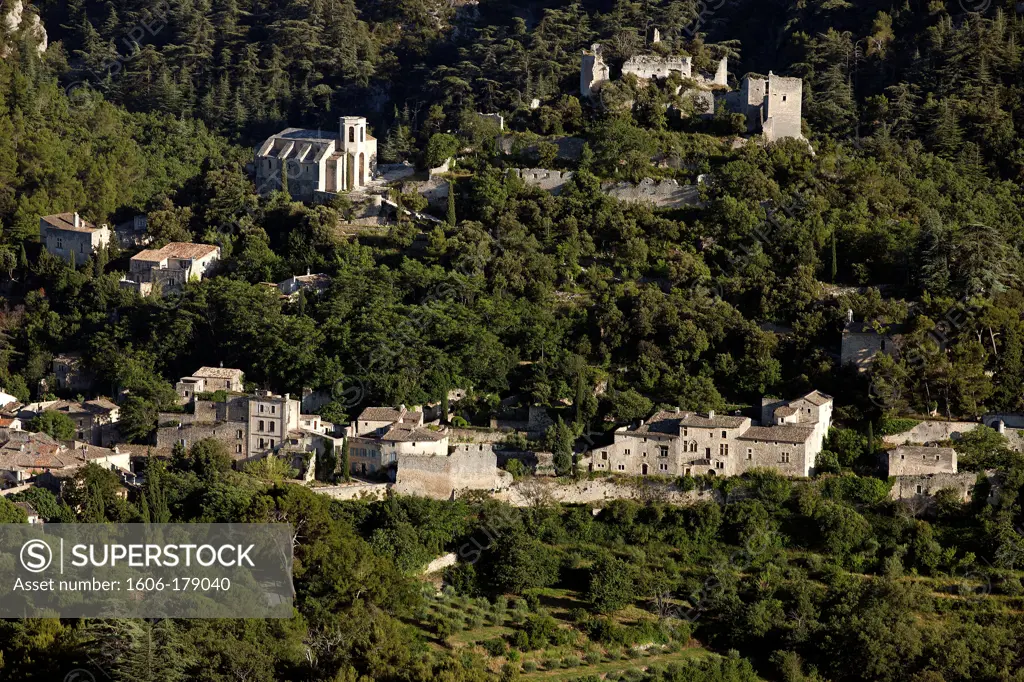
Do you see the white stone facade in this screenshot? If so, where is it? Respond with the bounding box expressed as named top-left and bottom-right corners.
top-left (40, 213), bottom-right (110, 264)
top-left (254, 116), bottom-right (377, 202)
top-left (586, 391), bottom-right (833, 479)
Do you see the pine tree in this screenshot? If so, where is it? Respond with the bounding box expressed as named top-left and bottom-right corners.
top-left (18, 243), bottom-right (27, 272)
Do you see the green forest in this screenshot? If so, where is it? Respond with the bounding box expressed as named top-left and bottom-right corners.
top-left (2, 0), bottom-right (1024, 679)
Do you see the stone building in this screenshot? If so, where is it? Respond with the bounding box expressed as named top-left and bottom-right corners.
top-left (587, 391), bottom-right (833, 478)
top-left (52, 352), bottom-right (94, 392)
top-left (723, 72), bottom-right (803, 142)
top-left (580, 44), bottom-right (611, 98)
top-left (346, 406), bottom-right (448, 476)
top-left (276, 272), bottom-right (331, 301)
top-left (254, 116), bottom-right (377, 202)
top-left (0, 431), bottom-right (129, 488)
top-left (156, 390), bottom-right (301, 463)
top-left (18, 398), bottom-right (119, 445)
top-left (121, 242), bottom-right (221, 297)
top-left (40, 212), bottom-right (110, 264)
top-left (175, 366), bottom-right (245, 403)
top-left (841, 320), bottom-right (904, 372)
top-left (394, 449), bottom-right (512, 499)
top-left (885, 446), bottom-right (957, 477)
top-left (579, 41), bottom-right (802, 142)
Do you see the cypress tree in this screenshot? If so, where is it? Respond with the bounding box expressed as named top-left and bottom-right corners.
top-left (831, 232), bottom-right (838, 282)
top-left (281, 160), bottom-right (289, 196)
top-left (340, 440), bottom-right (351, 482)
top-left (18, 243), bottom-right (27, 271)
top-left (446, 180), bottom-right (456, 226)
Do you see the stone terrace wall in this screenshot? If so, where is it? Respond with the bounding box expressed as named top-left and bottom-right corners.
top-left (311, 482), bottom-right (389, 501)
top-left (889, 472), bottom-right (993, 506)
top-left (883, 421), bottom-right (979, 445)
top-left (497, 477), bottom-right (717, 507)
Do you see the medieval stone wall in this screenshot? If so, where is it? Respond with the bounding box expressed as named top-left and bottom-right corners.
top-left (764, 73), bottom-right (803, 142)
top-left (393, 449), bottom-right (507, 499)
top-left (622, 55), bottom-right (691, 80)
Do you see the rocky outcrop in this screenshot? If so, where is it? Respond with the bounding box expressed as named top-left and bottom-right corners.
top-left (1, 0), bottom-right (47, 55)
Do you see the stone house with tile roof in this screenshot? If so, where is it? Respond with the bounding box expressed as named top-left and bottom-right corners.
top-left (121, 242), bottom-right (221, 297)
top-left (19, 398), bottom-right (120, 446)
top-left (40, 212), bottom-right (111, 263)
top-left (586, 391), bottom-right (833, 478)
top-left (175, 366), bottom-right (245, 402)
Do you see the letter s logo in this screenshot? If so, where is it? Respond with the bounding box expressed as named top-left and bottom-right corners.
top-left (20, 539), bottom-right (52, 573)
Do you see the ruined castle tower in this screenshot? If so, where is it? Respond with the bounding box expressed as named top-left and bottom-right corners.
top-left (580, 44), bottom-right (610, 98)
top-left (763, 72), bottom-right (803, 142)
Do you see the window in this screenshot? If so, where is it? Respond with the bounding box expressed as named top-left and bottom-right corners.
top-left (721, 430), bottom-right (727, 438)
top-left (719, 444), bottom-right (729, 457)
top-left (624, 449), bottom-right (631, 456)
top-left (682, 428), bottom-right (688, 437)
top-left (685, 467), bottom-right (691, 475)
top-left (269, 439), bottom-right (275, 448)
top-left (412, 442), bottom-right (417, 447)
top-left (935, 455), bottom-right (940, 461)
top-left (716, 461), bottom-right (725, 469)
top-left (271, 405), bottom-right (276, 414)
top-left (617, 464), bottom-right (625, 471)
top-left (901, 454), bottom-right (905, 460)
top-left (269, 422), bottom-right (275, 433)
top-left (349, 127), bottom-right (355, 142)
top-left (689, 441), bottom-right (697, 452)
top-left (782, 94), bottom-right (787, 102)
top-left (659, 463), bottom-right (669, 472)
top-left (236, 430), bottom-right (243, 439)
top-left (705, 447), bottom-right (711, 457)
top-left (747, 449), bottom-right (753, 460)
top-left (781, 452), bottom-right (791, 463)
top-left (259, 404), bottom-right (265, 414)
top-left (643, 437), bottom-right (647, 443)
top-left (259, 420), bottom-right (265, 431)
top-left (235, 444), bottom-right (242, 453)
top-left (258, 438), bottom-right (265, 449)
top-left (360, 128), bottom-right (364, 142)
top-left (659, 446), bottom-right (669, 458)
top-left (916, 484), bottom-right (923, 494)
top-left (601, 451), bottom-right (608, 460)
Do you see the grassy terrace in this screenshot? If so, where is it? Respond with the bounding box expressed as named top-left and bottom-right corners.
top-left (408, 584), bottom-right (726, 681)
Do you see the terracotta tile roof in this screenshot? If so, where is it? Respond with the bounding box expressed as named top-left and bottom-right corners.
top-left (358, 407), bottom-right (405, 422)
top-left (193, 366), bottom-right (244, 380)
top-left (635, 410), bottom-right (748, 435)
top-left (84, 398), bottom-right (118, 413)
top-left (737, 425), bottom-right (815, 443)
top-left (774, 406), bottom-right (797, 418)
top-left (379, 423), bottom-right (447, 443)
top-left (0, 418), bottom-right (16, 427)
top-left (799, 390), bottom-right (832, 407)
top-left (41, 212), bottom-right (101, 234)
top-left (132, 242), bottom-right (219, 262)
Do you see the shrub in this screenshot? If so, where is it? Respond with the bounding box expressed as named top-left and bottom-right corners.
top-left (879, 417), bottom-right (921, 435)
top-left (482, 638), bottom-right (508, 657)
top-left (521, 661), bottom-right (537, 673)
top-left (584, 651), bottom-right (601, 664)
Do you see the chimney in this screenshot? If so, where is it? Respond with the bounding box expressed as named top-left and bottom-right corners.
top-left (707, 410), bottom-right (715, 419)
top-left (639, 419), bottom-right (645, 427)
top-left (73, 212), bottom-right (80, 228)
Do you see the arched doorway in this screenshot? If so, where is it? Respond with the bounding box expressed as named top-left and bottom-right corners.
top-left (707, 469), bottom-right (716, 476)
top-left (359, 152), bottom-right (365, 186)
top-left (641, 463), bottom-right (648, 475)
